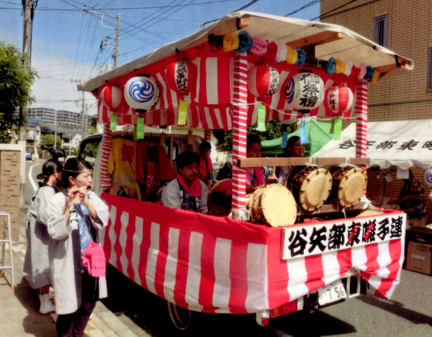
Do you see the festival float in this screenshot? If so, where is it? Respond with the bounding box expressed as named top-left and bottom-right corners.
top-left (78, 11), bottom-right (413, 329)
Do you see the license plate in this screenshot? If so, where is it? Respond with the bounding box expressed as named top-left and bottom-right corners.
top-left (318, 279), bottom-right (347, 306)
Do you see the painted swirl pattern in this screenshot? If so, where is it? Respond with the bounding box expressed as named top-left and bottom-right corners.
top-left (285, 77), bottom-right (295, 103)
top-left (128, 78), bottom-right (155, 103)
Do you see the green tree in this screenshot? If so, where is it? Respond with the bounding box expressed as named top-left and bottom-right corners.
top-left (41, 134), bottom-right (61, 148)
top-left (88, 126), bottom-right (96, 135)
top-left (213, 120), bottom-right (297, 153)
top-left (0, 43), bottom-right (37, 143)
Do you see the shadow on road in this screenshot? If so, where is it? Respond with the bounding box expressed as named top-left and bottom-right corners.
top-left (102, 265), bottom-right (357, 337)
top-left (13, 277), bottom-right (56, 337)
top-left (357, 296), bottom-right (432, 327)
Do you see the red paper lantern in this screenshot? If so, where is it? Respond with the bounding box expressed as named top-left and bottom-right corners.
top-left (247, 63), bottom-right (280, 99)
top-left (166, 59), bottom-right (197, 94)
top-left (324, 86), bottom-right (354, 116)
top-left (292, 71), bottom-right (324, 112)
top-left (100, 85), bottom-right (126, 112)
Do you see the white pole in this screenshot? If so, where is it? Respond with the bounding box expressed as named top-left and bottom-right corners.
top-left (54, 109), bottom-right (57, 149)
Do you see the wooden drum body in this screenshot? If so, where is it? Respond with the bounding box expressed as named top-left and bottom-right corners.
top-left (285, 166), bottom-right (332, 212)
top-left (248, 184), bottom-right (297, 227)
top-left (208, 179), bottom-right (232, 216)
top-left (329, 166), bottom-right (368, 208)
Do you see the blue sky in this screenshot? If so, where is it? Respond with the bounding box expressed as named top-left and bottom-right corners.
top-left (0, 0), bottom-right (320, 115)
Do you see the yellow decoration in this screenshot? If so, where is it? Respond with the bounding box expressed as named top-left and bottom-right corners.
top-left (335, 59), bottom-right (346, 74)
top-left (371, 70), bottom-right (381, 84)
top-left (223, 32), bottom-right (240, 52)
top-left (285, 46), bottom-right (298, 65)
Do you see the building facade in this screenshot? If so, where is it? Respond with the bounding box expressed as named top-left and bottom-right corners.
top-left (27, 107), bottom-right (92, 129)
top-left (321, 0), bottom-right (432, 218)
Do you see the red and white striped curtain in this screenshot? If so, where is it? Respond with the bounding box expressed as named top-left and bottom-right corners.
top-left (204, 129), bottom-right (212, 142)
top-left (231, 52), bottom-right (248, 211)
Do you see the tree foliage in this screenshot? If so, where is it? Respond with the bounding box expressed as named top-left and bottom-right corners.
top-left (0, 43), bottom-right (37, 143)
top-left (41, 134), bottom-right (62, 148)
top-left (213, 120), bottom-right (298, 153)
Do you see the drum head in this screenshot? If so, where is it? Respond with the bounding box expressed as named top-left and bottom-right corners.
top-left (338, 168), bottom-right (367, 207)
top-left (298, 168), bottom-right (332, 212)
top-left (208, 179), bottom-right (232, 216)
top-left (258, 184), bottom-right (297, 227)
top-left (355, 209), bottom-right (384, 217)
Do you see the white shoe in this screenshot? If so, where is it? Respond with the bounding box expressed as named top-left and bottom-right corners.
top-left (39, 294), bottom-right (56, 314)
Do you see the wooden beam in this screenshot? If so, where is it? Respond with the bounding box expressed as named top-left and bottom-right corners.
top-left (287, 31), bottom-right (344, 49)
top-left (237, 157), bottom-right (370, 168)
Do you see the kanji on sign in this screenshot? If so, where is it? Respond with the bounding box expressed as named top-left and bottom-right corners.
top-left (390, 216), bottom-right (403, 238)
top-left (339, 140), bottom-right (355, 150)
top-left (422, 141), bottom-right (432, 150)
top-left (328, 224), bottom-right (346, 250)
top-left (367, 141), bottom-right (376, 149)
top-left (377, 217), bottom-right (390, 241)
top-left (308, 226), bottom-right (327, 253)
top-left (398, 140), bottom-right (418, 151)
top-left (362, 219), bottom-right (376, 243)
top-left (288, 228), bottom-right (308, 257)
top-left (376, 141), bottom-right (398, 150)
top-left (347, 222), bottom-right (361, 246)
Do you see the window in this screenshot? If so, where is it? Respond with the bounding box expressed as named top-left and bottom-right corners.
top-left (373, 14), bottom-right (388, 47)
top-left (428, 48), bottom-right (432, 91)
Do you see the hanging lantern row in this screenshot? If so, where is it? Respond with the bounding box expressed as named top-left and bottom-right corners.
top-left (209, 31), bottom-right (381, 83)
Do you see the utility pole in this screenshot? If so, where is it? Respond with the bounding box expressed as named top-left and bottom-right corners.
top-left (81, 91), bottom-right (85, 140)
top-left (54, 109), bottom-right (57, 149)
top-left (84, 7), bottom-right (121, 68)
top-left (19, 0), bottom-right (32, 141)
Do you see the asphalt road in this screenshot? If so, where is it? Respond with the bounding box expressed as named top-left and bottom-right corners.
top-left (23, 161), bottom-right (432, 337)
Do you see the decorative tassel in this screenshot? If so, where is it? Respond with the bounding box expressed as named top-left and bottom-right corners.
top-left (257, 104), bottom-right (266, 132)
top-left (110, 113), bottom-right (117, 131)
top-left (333, 117), bottom-right (342, 140)
top-left (136, 117), bottom-right (145, 139)
top-left (281, 131), bottom-right (289, 148)
top-left (300, 119), bottom-right (307, 145)
top-left (178, 99), bottom-right (187, 125)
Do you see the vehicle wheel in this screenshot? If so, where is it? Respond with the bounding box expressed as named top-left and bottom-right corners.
top-left (167, 301), bottom-right (191, 330)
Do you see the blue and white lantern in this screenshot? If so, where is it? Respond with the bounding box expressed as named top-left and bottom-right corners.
top-left (424, 169), bottom-right (432, 186)
top-left (124, 75), bottom-right (160, 113)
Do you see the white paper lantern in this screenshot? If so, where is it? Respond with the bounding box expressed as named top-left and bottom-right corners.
top-left (292, 71), bottom-right (324, 112)
top-left (124, 75), bottom-right (160, 113)
top-left (424, 169), bottom-right (432, 186)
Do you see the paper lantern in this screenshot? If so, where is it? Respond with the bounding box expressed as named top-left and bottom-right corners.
top-left (124, 75), bottom-right (160, 113)
top-left (285, 77), bottom-right (295, 104)
top-left (425, 169), bottom-right (432, 186)
top-left (166, 59), bottom-right (197, 94)
top-left (324, 86), bottom-right (354, 116)
top-left (100, 85), bottom-right (126, 112)
top-left (248, 63), bottom-right (280, 99)
top-left (292, 71), bottom-right (324, 112)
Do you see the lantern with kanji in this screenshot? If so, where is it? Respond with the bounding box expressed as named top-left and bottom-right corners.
top-left (166, 59), bottom-right (197, 94)
top-left (124, 75), bottom-right (160, 113)
top-left (324, 86), bottom-right (354, 116)
top-left (100, 85), bottom-right (126, 112)
top-left (292, 71), bottom-right (324, 112)
top-left (247, 63), bottom-right (280, 99)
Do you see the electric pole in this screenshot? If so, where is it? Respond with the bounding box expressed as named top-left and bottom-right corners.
top-left (19, 0), bottom-right (33, 141)
top-left (84, 6), bottom-right (121, 68)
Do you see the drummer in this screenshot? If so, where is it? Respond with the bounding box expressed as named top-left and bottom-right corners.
top-left (162, 151), bottom-right (209, 213)
top-left (246, 134), bottom-right (278, 194)
top-left (198, 141), bottom-right (215, 188)
top-left (277, 136), bottom-right (305, 184)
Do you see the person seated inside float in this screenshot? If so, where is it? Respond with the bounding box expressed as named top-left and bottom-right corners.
top-left (246, 134), bottom-right (277, 194)
top-left (162, 151), bottom-right (209, 213)
top-left (276, 135), bottom-right (305, 184)
top-left (198, 141), bottom-right (215, 188)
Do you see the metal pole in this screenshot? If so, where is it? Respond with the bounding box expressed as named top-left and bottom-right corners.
top-left (81, 91), bottom-right (85, 140)
top-left (114, 14), bottom-right (121, 67)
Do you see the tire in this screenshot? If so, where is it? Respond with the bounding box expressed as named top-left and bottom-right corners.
top-left (167, 302), bottom-right (192, 331)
